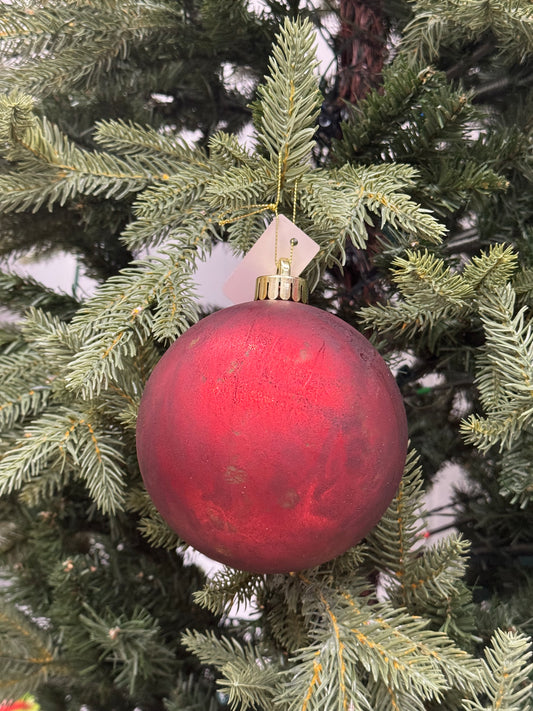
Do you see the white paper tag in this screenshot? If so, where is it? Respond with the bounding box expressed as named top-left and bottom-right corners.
top-left (223, 215), bottom-right (320, 304)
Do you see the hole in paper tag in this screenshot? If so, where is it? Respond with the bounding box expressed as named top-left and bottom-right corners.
top-left (223, 215), bottom-right (320, 304)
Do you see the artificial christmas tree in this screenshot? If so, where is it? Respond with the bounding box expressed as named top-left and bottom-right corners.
top-left (0, 2), bottom-right (532, 710)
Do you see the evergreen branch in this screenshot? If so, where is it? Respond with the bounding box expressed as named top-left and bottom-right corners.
top-left (206, 162), bottom-right (273, 213)
top-left (255, 17), bottom-right (322, 182)
top-left (0, 381), bottom-right (51, 433)
top-left (122, 167), bottom-right (215, 251)
top-left (315, 590), bottom-right (365, 711)
top-left (130, 490), bottom-right (184, 550)
top-left (378, 88), bottom-right (492, 198)
top-left (101, 346), bottom-right (159, 427)
top-left (93, 118), bottom-right (197, 160)
top-left (0, 324), bottom-right (22, 352)
top-left (422, 158), bottom-right (509, 214)
top-left (359, 250), bottom-right (475, 350)
top-left (462, 243), bottom-right (518, 293)
top-left (123, 207), bottom-right (219, 254)
top-left (367, 675), bottom-right (427, 711)
top-left (0, 407), bottom-right (126, 513)
top-left (225, 213), bottom-right (270, 256)
top-left (136, 514), bottom-right (184, 551)
top-left (21, 307), bottom-right (81, 374)
top-left (338, 164), bottom-right (446, 244)
top-left (514, 268), bottom-right (533, 308)
top-left (400, 534), bottom-right (470, 605)
top-left (0, 517), bottom-right (22, 555)
top-left (299, 172), bottom-right (371, 252)
top-left (0, 601), bottom-right (59, 698)
top-left (395, 534), bottom-right (476, 646)
top-left (359, 249), bottom-right (476, 346)
top-left (182, 629), bottom-right (281, 711)
top-left (193, 569), bottom-right (264, 617)
top-left (392, 85), bottom-right (473, 153)
top-left (359, 299), bottom-right (466, 350)
top-left (126, 483), bottom-right (183, 550)
top-left (461, 284), bottom-right (533, 452)
top-left (402, 0), bottom-right (533, 66)
top-left (263, 597), bottom-right (310, 655)
top-left (0, 270), bottom-right (80, 318)
top-left (0, 0), bottom-right (183, 96)
top-left (460, 412), bottom-right (523, 454)
top-left (392, 249), bottom-right (474, 308)
top-left (462, 629), bottom-right (533, 711)
top-left (17, 463), bottom-right (71, 510)
top-left (283, 644), bottom-right (373, 711)
top-left (0, 95), bottom-right (172, 212)
top-left (181, 629), bottom-right (264, 672)
top-left (128, 163), bottom-right (212, 221)
top-left (66, 252), bottom-right (198, 398)
top-left (335, 60), bottom-right (436, 160)
top-left (208, 131), bottom-right (256, 169)
top-left (366, 449), bottom-right (427, 589)
top-left (0, 349), bottom-right (46, 386)
top-left (499, 435), bottom-right (533, 506)
top-left (0, 409), bottom-right (72, 493)
top-left (339, 599), bottom-right (482, 698)
top-left (79, 604), bottom-right (175, 696)
top-left (164, 672), bottom-right (222, 711)
top-left (0, 333), bottom-right (57, 435)
top-left (0, 89), bottom-right (36, 145)
top-left (219, 657), bottom-right (282, 711)
top-left (286, 584), bottom-right (481, 708)
top-left (298, 164), bottom-right (445, 271)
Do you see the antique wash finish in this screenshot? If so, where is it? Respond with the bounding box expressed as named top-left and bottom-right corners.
top-left (137, 299), bottom-right (408, 573)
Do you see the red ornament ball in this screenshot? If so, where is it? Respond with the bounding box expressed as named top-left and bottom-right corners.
top-left (136, 300), bottom-right (408, 573)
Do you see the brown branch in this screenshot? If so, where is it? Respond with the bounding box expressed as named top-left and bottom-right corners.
top-left (338, 0), bottom-right (387, 104)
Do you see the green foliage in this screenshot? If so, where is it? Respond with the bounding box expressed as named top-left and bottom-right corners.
top-left (182, 629), bottom-right (282, 711)
top-left (0, 93), bottom-right (170, 213)
top-left (462, 629), bottom-right (533, 711)
top-left (0, 351), bottom-right (51, 431)
top-left (0, 407), bottom-right (127, 514)
top-left (164, 672), bottom-right (222, 711)
top-left (333, 60), bottom-right (509, 216)
top-left (368, 450), bottom-right (476, 646)
top-left (366, 448), bottom-right (428, 580)
top-left (461, 284), bottom-right (533, 452)
top-left (0, 270), bottom-right (79, 318)
top-left (78, 604), bottom-right (176, 695)
top-left (403, 0), bottom-right (533, 66)
top-left (193, 568), bottom-right (264, 617)
top-left (0, 601), bottom-right (59, 699)
top-left (285, 592), bottom-right (480, 709)
top-left (189, 565), bottom-right (485, 711)
top-left (499, 434), bottom-right (533, 506)
top-left (255, 16), bottom-right (321, 177)
top-left (359, 244), bottom-right (519, 351)
top-left (0, 0), bottom-right (182, 96)
top-left (300, 163), bottom-right (445, 255)
top-left (0, 488), bottom-right (216, 709)
top-left (0, 16), bottom-right (448, 415)
top-left (65, 251), bottom-right (200, 398)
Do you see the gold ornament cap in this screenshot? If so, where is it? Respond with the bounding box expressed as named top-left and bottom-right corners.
top-left (255, 258), bottom-right (308, 303)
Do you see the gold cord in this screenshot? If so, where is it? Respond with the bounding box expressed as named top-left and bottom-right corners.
top-left (217, 150), bottom-right (299, 273)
